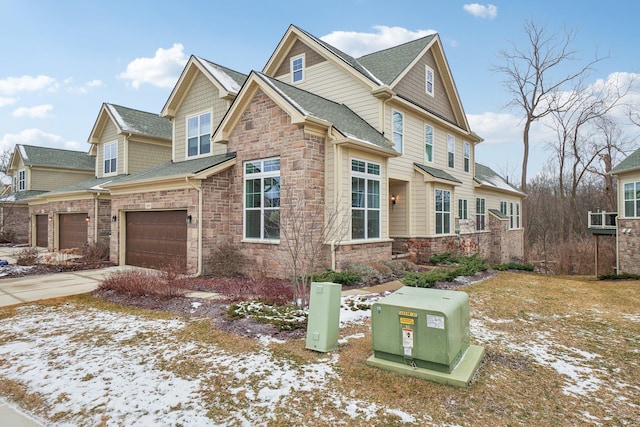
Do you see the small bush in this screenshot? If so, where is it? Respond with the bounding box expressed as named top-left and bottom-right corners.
top-left (207, 242), bottom-right (246, 277)
top-left (312, 270), bottom-right (361, 287)
top-left (227, 302), bottom-right (307, 331)
top-left (492, 262), bottom-right (535, 272)
top-left (343, 263), bottom-right (386, 285)
top-left (453, 254), bottom-right (488, 276)
top-left (429, 251), bottom-right (457, 265)
top-left (98, 269), bottom-right (187, 298)
top-left (213, 277), bottom-right (293, 306)
top-left (402, 269), bottom-right (455, 288)
top-left (15, 247), bottom-right (40, 266)
top-left (81, 242), bottom-right (110, 266)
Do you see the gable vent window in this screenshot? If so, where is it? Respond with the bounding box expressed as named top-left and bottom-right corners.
top-left (426, 65), bottom-right (434, 96)
top-left (291, 55), bottom-right (304, 83)
top-left (187, 112), bottom-right (211, 157)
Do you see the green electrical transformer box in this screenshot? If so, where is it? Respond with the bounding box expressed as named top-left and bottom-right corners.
top-left (305, 282), bottom-right (342, 352)
top-left (367, 286), bottom-right (484, 387)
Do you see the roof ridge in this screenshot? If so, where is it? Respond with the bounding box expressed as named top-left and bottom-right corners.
top-left (357, 33), bottom-right (437, 60)
top-left (18, 144), bottom-right (88, 154)
top-left (106, 103), bottom-right (161, 116)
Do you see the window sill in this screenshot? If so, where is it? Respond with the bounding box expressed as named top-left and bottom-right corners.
top-left (339, 238), bottom-right (393, 246)
top-left (241, 239), bottom-right (280, 245)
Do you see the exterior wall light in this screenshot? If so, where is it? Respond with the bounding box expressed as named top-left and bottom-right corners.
top-left (187, 214), bottom-right (192, 224)
top-left (391, 194), bottom-right (397, 205)
top-left (112, 215), bottom-right (117, 222)
top-left (85, 216), bottom-right (90, 222)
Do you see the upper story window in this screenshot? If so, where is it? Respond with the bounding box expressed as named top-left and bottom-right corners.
top-left (244, 158), bottom-right (281, 241)
top-left (435, 188), bottom-right (451, 234)
top-left (18, 170), bottom-right (25, 191)
top-left (425, 124), bottom-right (434, 162)
top-left (291, 55), bottom-right (304, 83)
top-left (624, 182), bottom-right (640, 217)
top-left (187, 112), bottom-right (211, 158)
top-left (425, 65), bottom-right (434, 96)
top-left (463, 142), bottom-right (470, 172)
top-left (476, 198), bottom-right (486, 231)
top-left (351, 159), bottom-right (381, 240)
top-left (500, 201), bottom-right (508, 216)
top-left (103, 142), bottom-right (117, 175)
top-left (458, 198), bottom-right (468, 220)
top-left (392, 110), bottom-right (404, 154)
top-left (447, 135), bottom-right (455, 168)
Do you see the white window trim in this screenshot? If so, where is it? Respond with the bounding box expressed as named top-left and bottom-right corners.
top-left (463, 141), bottom-right (470, 173)
top-left (476, 198), bottom-right (486, 231)
top-left (425, 65), bottom-right (435, 96)
top-left (351, 158), bottom-right (381, 240)
top-left (186, 111), bottom-right (212, 158)
top-left (458, 198), bottom-right (468, 220)
top-left (500, 200), bottom-right (508, 216)
top-left (103, 141), bottom-right (117, 176)
top-left (424, 124), bottom-right (434, 163)
top-left (435, 188), bottom-right (451, 235)
top-left (392, 109), bottom-right (404, 154)
top-left (447, 134), bottom-right (455, 169)
top-left (243, 157), bottom-right (281, 242)
top-left (624, 181), bottom-right (640, 218)
top-left (291, 54), bottom-right (305, 83)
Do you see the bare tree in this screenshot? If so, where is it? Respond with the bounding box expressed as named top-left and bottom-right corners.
top-left (276, 191), bottom-right (349, 308)
top-left (495, 20), bottom-right (605, 258)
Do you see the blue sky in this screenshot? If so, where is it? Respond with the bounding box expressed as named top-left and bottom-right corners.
top-left (1, 0), bottom-right (638, 180)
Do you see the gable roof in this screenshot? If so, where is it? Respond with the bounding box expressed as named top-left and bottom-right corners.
top-left (610, 147), bottom-right (640, 175)
top-left (0, 189), bottom-right (48, 204)
top-left (414, 162), bottom-right (462, 184)
top-left (357, 34), bottom-right (437, 85)
top-left (161, 56), bottom-right (248, 118)
top-left (10, 144), bottom-right (94, 171)
top-left (88, 103), bottom-right (171, 144)
top-left (474, 163), bottom-right (525, 196)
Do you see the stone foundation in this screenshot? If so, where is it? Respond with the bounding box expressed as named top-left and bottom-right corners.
top-left (617, 218), bottom-right (640, 274)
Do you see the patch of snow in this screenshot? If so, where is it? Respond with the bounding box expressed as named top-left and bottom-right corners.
top-left (338, 333), bottom-right (365, 344)
top-left (0, 265), bottom-right (34, 277)
top-left (197, 58), bottom-right (242, 93)
top-left (18, 144), bottom-right (28, 162)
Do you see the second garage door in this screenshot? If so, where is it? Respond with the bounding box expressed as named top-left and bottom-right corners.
top-left (125, 210), bottom-right (187, 271)
top-left (59, 213), bottom-right (88, 250)
top-left (35, 214), bottom-right (48, 247)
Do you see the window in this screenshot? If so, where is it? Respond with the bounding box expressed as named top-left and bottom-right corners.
top-left (244, 158), bottom-right (281, 240)
top-left (447, 135), bottom-right (455, 168)
top-left (463, 142), bottom-right (470, 172)
top-left (18, 170), bottom-right (25, 191)
top-left (351, 159), bottom-right (381, 240)
top-left (392, 110), bottom-right (403, 153)
top-left (435, 188), bottom-right (451, 234)
top-left (291, 55), bottom-right (304, 83)
top-left (425, 65), bottom-right (434, 96)
top-left (624, 182), bottom-right (640, 218)
top-left (510, 202), bottom-right (514, 228)
top-left (500, 201), bottom-right (508, 216)
top-left (458, 198), bottom-right (468, 220)
top-left (187, 112), bottom-right (211, 157)
top-left (12, 176), bottom-right (16, 192)
top-left (104, 142), bottom-right (117, 175)
top-left (476, 198), bottom-right (486, 231)
top-left (425, 124), bottom-right (434, 162)
top-left (516, 203), bottom-right (521, 228)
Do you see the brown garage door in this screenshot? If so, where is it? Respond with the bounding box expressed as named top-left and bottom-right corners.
top-left (125, 210), bottom-right (187, 271)
top-left (59, 213), bottom-right (88, 250)
top-left (35, 214), bottom-right (48, 247)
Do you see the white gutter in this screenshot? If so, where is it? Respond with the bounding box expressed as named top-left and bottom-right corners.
top-left (185, 177), bottom-right (203, 275)
top-left (615, 215), bottom-right (620, 274)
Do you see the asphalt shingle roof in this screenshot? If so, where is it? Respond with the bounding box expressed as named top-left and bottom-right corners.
top-left (357, 34), bottom-right (437, 85)
top-left (414, 163), bottom-right (462, 184)
top-left (610, 147), bottom-right (640, 175)
top-left (259, 73), bottom-right (392, 151)
top-left (489, 208), bottom-right (508, 219)
top-left (17, 145), bottom-right (94, 170)
top-left (0, 189), bottom-right (48, 203)
top-left (474, 163), bottom-right (523, 195)
top-left (106, 104), bottom-right (172, 140)
top-left (196, 57), bottom-right (248, 92)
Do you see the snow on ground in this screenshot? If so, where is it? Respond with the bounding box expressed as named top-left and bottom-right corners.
top-left (0, 296), bottom-right (419, 426)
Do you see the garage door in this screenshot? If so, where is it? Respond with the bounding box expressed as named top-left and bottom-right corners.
top-left (35, 214), bottom-right (48, 247)
top-left (59, 213), bottom-right (88, 250)
top-left (125, 210), bottom-right (187, 271)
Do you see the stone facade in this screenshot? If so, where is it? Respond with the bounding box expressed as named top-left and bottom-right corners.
top-left (1, 204), bottom-right (29, 244)
top-left (391, 213), bottom-right (523, 265)
top-left (617, 218), bottom-right (640, 274)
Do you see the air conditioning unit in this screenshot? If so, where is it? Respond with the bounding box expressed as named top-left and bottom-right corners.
top-left (367, 286), bottom-right (484, 387)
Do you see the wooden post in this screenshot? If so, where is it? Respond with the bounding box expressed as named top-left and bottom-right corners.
top-left (594, 234), bottom-right (599, 277)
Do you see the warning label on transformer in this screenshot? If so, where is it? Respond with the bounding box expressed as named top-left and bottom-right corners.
top-left (426, 314), bottom-right (445, 329)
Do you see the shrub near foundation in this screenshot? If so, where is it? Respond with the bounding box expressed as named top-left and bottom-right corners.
top-left (98, 268), bottom-right (187, 298)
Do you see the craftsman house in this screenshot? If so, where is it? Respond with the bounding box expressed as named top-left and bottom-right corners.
top-left (1, 144), bottom-right (94, 244)
top-left (92, 24), bottom-right (524, 276)
top-left (28, 103), bottom-right (172, 252)
top-left (589, 146), bottom-right (640, 274)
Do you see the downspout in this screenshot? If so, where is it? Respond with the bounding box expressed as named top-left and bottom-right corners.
top-left (185, 177), bottom-right (203, 275)
top-left (615, 214), bottom-right (620, 274)
top-left (331, 133), bottom-right (340, 271)
top-left (94, 192), bottom-right (100, 243)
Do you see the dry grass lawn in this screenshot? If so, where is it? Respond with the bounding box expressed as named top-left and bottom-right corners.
top-left (0, 272), bottom-right (638, 426)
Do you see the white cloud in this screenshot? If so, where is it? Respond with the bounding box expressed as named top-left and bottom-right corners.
top-left (0, 97), bottom-right (18, 108)
top-left (0, 75), bottom-right (58, 95)
top-left (67, 79), bottom-right (105, 94)
top-left (463, 3), bottom-right (498, 19)
top-left (118, 43), bottom-right (187, 89)
top-left (321, 25), bottom-right (437, 57)
top-left (0, 128), bottom-right (80, 152)
top-left (12, 104), bottom-right (53, 118)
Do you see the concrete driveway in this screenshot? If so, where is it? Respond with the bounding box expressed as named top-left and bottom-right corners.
top-left (0, 246), bottom-right (127, 308)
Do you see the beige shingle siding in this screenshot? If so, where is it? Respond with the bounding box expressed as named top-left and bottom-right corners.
top-left (393, 50), bottom-right (458, 127)
top-left (274, 39), bottom-right (327, 77)
top-left (30, 169), bottom-right (94, 191)
top-left (127, 140), bottom-right (172, 175)
top-left (174, 72), bottom-right (226, 162)
top-left (96, 120), bottom-right (120, 178)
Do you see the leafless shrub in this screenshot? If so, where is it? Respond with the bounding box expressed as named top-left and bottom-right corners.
top-left (98, 268), bottom-right (187, 298)
top-left (81, 242), bottom-right (110, 266)
top-left (15, 247), bottom-right (40, 266)
top-left (207, 242), bottom-right (246, 277)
